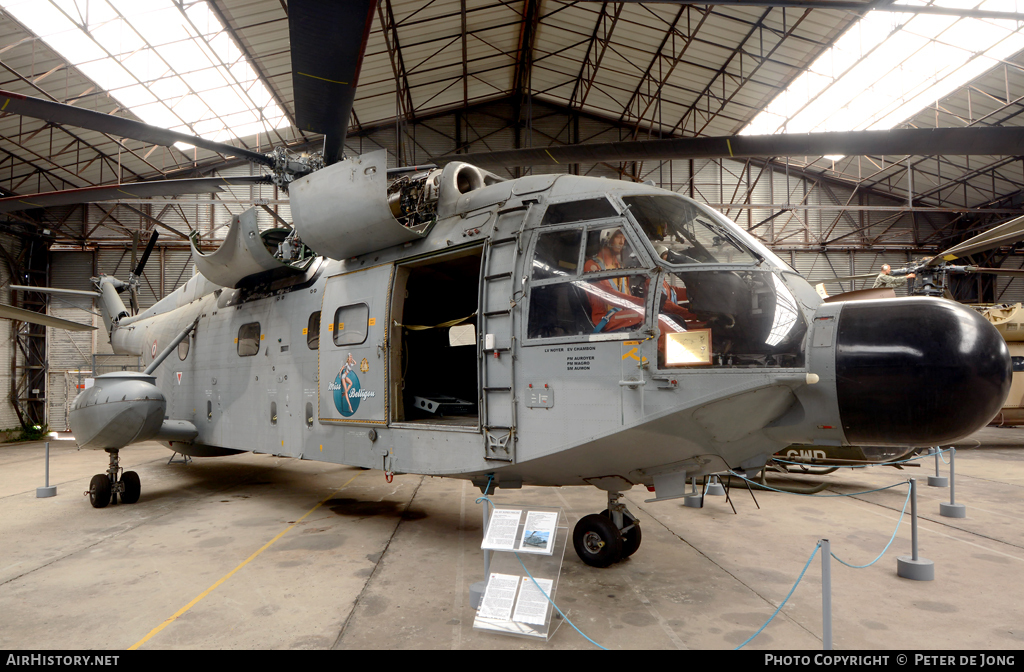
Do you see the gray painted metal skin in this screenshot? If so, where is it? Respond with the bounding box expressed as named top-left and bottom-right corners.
top-left (68, 156), bottom-right (1004, 499)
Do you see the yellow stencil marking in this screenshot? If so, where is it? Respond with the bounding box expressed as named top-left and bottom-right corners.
top-left (1, 98), bottom-right (9, 111)
top-left (544, 149), bottom-right (560, 164)
top-left (129, 472), bottom-right (361, 650)
top-left (368, 317), bottom-right (376, 326)
top-left (726, 139), bottom-right (734, 157)
top-left (622, 347), bottom-right (648, 364)
top-left (298, 72), bottom-right (348, 85)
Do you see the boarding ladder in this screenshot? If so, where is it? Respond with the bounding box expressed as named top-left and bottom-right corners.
top-left (479, 203), bottom-right (532, 461)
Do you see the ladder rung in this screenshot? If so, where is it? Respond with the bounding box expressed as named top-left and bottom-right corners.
top-left (490, 236), bottom-right (517, 246)
top-left (483, 386), bottom-right (511, 391)
top-left (483, 310), bottom-right (511, 317)
top-left (485, 272), bottom-right (512, 281)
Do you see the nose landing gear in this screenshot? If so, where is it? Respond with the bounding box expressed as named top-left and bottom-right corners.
top-left (572, 492), bottom-right (642, 567)
top-left (86, 449), bottom-right (141, 508)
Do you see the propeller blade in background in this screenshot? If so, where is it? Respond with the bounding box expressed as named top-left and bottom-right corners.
top-left (289, 0), bottom-right (378, 165)
top-left (0, 90), bottom-right (273, 166)
top-left (438, 126), bottom-right (1024, 168)
top-left (0, 175), bottom-right (271, 213)
top-left (0, 304), bottom-right (96, 331)
top-left (10, 285), bottom-right (100, 298)
top-left (133, 230), bottom-right (159, 278)
top-left (964, 267), bottom-right (1024, 276)
top-left (929, 214), bottom-right (1024, 265)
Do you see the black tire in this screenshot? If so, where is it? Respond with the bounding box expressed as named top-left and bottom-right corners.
top-left (121, 471), bottom-right (141, 504)
top-left (573, 513), bottom-right (623, 568)
top-left (600, 509), bottom-right (642, 559)
top-left (89, 474), bottom-right (111, 509)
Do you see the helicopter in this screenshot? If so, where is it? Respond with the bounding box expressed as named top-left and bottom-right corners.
top-left (0, 0), bottom-right (1015, 569)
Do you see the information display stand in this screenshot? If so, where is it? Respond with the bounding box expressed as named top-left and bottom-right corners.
top-left (473, 505), bottom-right (568, 641)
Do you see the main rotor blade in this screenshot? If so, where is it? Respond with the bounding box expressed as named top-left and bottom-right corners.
top-left (0, 90), bottom-right (273, 167)
top-left (964, 267), bottom-right (1024, 277)
top-left (0, 176), bottom-right (271, 213)
top-left (133, 230), bottom-right (159, 278)
top-left (930, 214), bottom-right (1024, 264)
top-left (0, 304), bottom-right (96, 331)
top-left (290, 0), bottom-right (378, 165)
top-left (805, 274), bottom-right (878, 283)
top-left (438, 126), bottom-right (1024, 167)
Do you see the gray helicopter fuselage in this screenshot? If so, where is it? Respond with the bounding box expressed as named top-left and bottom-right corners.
top-left (93, 168), bottom-right (1010, 497)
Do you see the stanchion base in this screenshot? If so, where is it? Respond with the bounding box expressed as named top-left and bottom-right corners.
top-left (897, 556), bottom-right (934, 581)
top-left (940, 502), bottom-right (966, 518)
top-left (683, 494), bottom-right (703, 508)
top-left (706, 483), bottom-right (725, 497)
top-left (469, 580), bottom-right (486, 610)
top-left (35, 486), bottom-right (56, 498)
top-left (927, 476), bottom-right (948, 487)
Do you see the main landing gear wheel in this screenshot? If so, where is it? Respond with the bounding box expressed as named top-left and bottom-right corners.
top-left (600, 508), bottom-right (642, 558)
top-left (573, 514), bottom-right (623, 568)
top-left (88, 474), bottom-right (111, 509)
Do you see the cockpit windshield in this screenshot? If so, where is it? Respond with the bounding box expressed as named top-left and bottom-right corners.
top-left (621, 194), bottom-right (760, 265)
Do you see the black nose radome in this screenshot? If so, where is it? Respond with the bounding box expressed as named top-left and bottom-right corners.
top-left (835, 298), bottom-right (1011, 446)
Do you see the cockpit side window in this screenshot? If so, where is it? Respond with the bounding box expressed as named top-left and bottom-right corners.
top-left (541, 197), bottom-right (618, 226)
top-left (622, 194), bottom-right (759, 265)
top-left (531, 229), bottom-right (583, 281)
top-left (526, 222), bottom-right (649, 341)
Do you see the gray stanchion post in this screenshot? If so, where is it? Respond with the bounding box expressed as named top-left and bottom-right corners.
top-left (897, 478), bottom-right (934, 580)
top-left (821, 539), bottom-right (832, 650)
top-left (940, 448), bottom-right (966, 518)
top-left (36, 441), bottom-right (56, 498)
top-left (469, 494), bottom-right (492, 610)
top-left (928, 447), bottom-right (948, 487)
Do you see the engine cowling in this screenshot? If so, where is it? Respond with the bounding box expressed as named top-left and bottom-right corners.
top-left (69, 372), bottom-right (166, 450)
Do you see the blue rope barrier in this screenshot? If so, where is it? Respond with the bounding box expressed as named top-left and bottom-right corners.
top-left (736, 541), bottom-right (822, 650)
top-left (829, 482), bottom-right (912, 569)
top-left (514, 552), bottom-right (607, 650)
top-left (727, 470), bottom-right (907, 497)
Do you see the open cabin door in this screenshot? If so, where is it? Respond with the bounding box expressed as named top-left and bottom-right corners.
top-left (318, 266), bottom-right (392, 426)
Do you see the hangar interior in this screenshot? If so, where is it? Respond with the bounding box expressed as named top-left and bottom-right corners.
top-left (3, 0), bottom-right (1024, 652)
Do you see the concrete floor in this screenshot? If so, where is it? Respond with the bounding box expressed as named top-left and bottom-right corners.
top-left (1, 428), bottom-right (1023, 650)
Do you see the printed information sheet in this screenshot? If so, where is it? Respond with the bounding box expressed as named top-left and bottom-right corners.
top-left (481, 509), bottom-right (522, 551)
top-left (477, 573), bottom-right (520, 622)
top-left (515, 510), bottom-right (558, 554)
top-left (512, 576), bottom-right (553, 625)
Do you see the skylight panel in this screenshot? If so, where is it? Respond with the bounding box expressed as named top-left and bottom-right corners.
top-left (741, 0), bottom-right (1024, 154)
top-left (1, 0), bottom-right (290, 155)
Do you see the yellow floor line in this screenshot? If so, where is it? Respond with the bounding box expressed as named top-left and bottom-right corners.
top-left (129, 472), bottom-right (360, 650)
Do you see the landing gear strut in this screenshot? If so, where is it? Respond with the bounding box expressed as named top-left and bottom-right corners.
top-left (86, 449), bottom-right (141, 508)
top-left (573, 492), bottom-right (641, 568)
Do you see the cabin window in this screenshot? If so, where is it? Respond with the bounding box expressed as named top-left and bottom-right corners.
top-left (333, 303), bottom-right (369, 346)
top-left (531, 229), bottom-right (582, 280)
top-left (307, 312), bottom-right (321, 350)
top-left (237, 322), bottom-right (261, 356)
top-left (541, 197), bottom-right (617, 225)
top-left (178, 336), bottom-right (189, 360)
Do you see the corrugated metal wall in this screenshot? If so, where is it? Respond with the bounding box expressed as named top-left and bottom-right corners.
top-left (0, 235), bottom-right (23, 430)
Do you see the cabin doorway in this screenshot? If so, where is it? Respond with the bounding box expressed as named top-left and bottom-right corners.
top-left (390, 246), bottom-right (482, 426)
